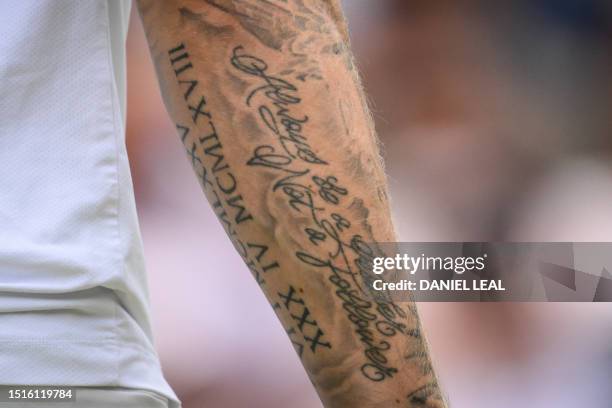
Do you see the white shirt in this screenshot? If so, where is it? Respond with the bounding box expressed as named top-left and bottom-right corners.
top-left (0, 1), bottom-right (178, 405)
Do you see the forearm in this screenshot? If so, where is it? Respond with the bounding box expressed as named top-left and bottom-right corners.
top-left (137, 1), bottom-right (445, 406)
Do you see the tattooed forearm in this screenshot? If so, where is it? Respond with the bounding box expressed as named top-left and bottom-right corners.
top-left (137, 0), bottom-right (446, 407)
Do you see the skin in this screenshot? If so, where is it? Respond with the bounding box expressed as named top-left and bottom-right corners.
top-left (136, 1), bottom-right (447, 407)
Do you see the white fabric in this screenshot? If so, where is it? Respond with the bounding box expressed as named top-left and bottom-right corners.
top-left (0, 1), bottom-right (178, 406)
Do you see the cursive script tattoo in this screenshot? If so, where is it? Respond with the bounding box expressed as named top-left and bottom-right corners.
top-left (232, 45), bottom-right (432, 386)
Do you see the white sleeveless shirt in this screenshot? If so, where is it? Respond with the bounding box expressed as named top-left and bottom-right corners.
top-left (0, 1), bottom-right (178, 405)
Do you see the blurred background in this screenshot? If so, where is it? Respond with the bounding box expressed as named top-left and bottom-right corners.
top-left (126, 1), bottom-right (612, 407)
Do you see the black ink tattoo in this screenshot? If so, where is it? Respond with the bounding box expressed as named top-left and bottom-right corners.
top-left (274, 285), bottom-right (332, 357)
top-left (232, 45), bottom-right (429, 384)
top-left (169, 43), bottom-right (280, 286)
top-left (231, 46), bottom-right (327, 164)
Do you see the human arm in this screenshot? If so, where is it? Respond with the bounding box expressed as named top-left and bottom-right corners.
top-left (135, 1), bottom-right (446, 406)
